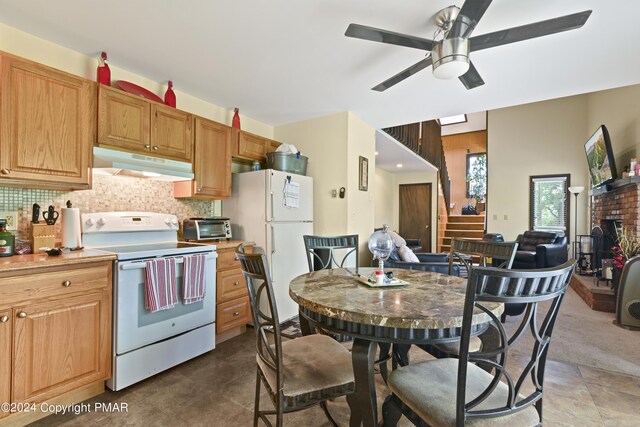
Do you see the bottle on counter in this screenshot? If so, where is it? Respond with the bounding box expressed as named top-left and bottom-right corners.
top-left (0, 219), bottom-right (15, 257)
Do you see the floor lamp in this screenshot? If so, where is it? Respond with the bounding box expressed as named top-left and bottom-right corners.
top-left (569, 186), bottom-right (585, 259)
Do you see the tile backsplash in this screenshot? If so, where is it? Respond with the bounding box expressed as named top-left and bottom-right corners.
top-left (0, 174), bottom-right (220, 240)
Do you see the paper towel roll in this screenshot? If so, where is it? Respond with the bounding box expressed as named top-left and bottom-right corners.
top-left (61, 208), bottom-right (82, 249)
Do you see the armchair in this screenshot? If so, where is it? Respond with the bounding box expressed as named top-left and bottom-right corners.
top-left (512, 231), bottom-right (569, 269)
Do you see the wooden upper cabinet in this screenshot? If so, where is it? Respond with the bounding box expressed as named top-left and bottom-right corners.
top-left (237, 131), bottom-right (268, 161)
top-left (151, 104), bottom-right (193, 163)
top-left (98, 85), bottom-right (193, 162)
top-left (174, 117), bottom-right (231, 199)
top-left (98, 85), bottom-right (150, 153)
top-left (0, 307), bottom-right (11, 419)
top-left (268, 139), bottom-right (282, 153)
top-left (0, 54), bottom-right (95, 189)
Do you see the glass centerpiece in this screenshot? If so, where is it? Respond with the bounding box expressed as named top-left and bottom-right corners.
top-left (368, 224), bottom-right (394, 275)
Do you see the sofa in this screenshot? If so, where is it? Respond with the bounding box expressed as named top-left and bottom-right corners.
top-left (512, 231), bottom-right (569, 269)
top-left (370, 229), bottom-right (459, 276)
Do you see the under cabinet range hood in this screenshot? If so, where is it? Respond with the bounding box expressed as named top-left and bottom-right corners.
top-left (92, 147), bottom-right (194, 181)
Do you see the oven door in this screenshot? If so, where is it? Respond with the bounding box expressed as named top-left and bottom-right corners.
top-left (114, 251), bottom-right (216, 355)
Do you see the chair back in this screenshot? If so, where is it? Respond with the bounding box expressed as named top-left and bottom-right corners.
top-left (235, 245), bottom-right (284, 389)
top-left (455, 260), bottom-right (576, 423)
top-left (303, 235), bottom-right (359, 271)
top-left (449, 238), bottom-right (518, 275)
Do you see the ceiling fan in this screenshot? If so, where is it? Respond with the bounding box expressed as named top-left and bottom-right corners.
top-left (345, 0), bottom-right (592, 91)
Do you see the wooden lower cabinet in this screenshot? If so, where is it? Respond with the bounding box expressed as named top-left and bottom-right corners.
top-left (0, 307), bottom-right (11, 420)
top-left (216, 245), bottom-right (253, 342)
top-left (0, 261), bottom-right (112, 424)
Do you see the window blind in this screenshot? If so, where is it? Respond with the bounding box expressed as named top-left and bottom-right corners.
top-left (531, 176), bottom-right (568, 233)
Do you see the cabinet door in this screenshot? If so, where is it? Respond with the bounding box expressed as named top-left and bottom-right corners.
top-left (0, 308), bottom-right (11, 419)
top-left (0, 56), bottom-right (95, 188)
top-left (12, 291), bottom-right (111, 403)
top-left (152, 104), bottom-right (193, 162)
top-left (194, 118), bottom-right (231, 198)
top-left (238, 131), bottom-right (267, 161)
top-left (97, 85), bottom-right (150, 154)
top-left (267, 139), bottom-right (281, 153)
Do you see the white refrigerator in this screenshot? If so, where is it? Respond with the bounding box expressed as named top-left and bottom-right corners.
top-left (223, 169), bottom-right (313, 322)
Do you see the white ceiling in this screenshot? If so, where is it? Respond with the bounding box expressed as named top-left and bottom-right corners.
top-left (1, 0), bottom-right (638, 170)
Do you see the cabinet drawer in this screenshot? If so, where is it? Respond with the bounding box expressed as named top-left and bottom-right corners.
top-left (217, 245), bottom-right (252, 271)
top-left (217, 269), bottom-right (248, 303)
top-left (217, 297), bottom-right (251, 334)
top-left (0, 264), bottom-right (111, 305)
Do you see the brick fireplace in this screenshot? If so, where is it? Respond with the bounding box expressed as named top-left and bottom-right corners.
top-left (570, 180), bottom-right (640, 312)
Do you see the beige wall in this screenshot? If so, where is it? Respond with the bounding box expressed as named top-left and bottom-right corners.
top-left (0, 22), bottom-right (273, 137)
top-left (487, 95), bottom-right (588, 241)
top-left (373, 169), bottom-right (439, 251)
top-left (274, 112), bottom-right (376, 265)
top-left (442, 131), bottom-right (487, 214)
top-left (274, 113), bottom-right (349, 236)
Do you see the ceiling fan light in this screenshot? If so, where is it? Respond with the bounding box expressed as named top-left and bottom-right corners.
top-left (433, 58), bottom-right (470, 79)
top-left (431, 37), bottom-right (470, 80)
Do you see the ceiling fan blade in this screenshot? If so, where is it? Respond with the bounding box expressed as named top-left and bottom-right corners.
top-left (372, 57), bottom-right (433, 92)
top-left (448, 0), bottom-right (493, 39)
top-left (345, 23), bottom-right (434, 51)
top-left (470, 10), bottom-right (592, 52)
top-left (458, 62), bottom-right (485, 90)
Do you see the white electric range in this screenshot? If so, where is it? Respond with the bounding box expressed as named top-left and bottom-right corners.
top-left (82, 212), bottom-right (217, 391)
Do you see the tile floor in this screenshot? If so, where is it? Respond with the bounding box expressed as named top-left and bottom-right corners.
top-left (30, 331), bottom-right (640, 426)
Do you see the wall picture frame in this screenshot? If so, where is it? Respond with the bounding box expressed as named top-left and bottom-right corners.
top-left (359, 156), bottom-right (368, 191)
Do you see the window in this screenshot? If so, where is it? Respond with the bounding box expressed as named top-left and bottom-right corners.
top-left (466, 153), bottom-right (487, 200)
top-left (530, 174), bottom-right (569, 235)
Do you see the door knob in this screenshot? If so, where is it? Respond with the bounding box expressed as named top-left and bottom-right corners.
top-left (425, 225), bottom-right (430, 229)
top-left (0, 315), bottom-right (8, 323)
top-left (233, 281), bottom-right (240, 286)
top-left (145, 144), bottom-right (151, 149)
top-left (0, 168), bottom-right (9, 175)
top-left (233, 311), bottom-right (240, 317)
top-left (62, 280), bottom-right (71, 287)
top-left (17, 311), bottom-right (27, 318)
top-left (153, 146), bottom-right (159, 151)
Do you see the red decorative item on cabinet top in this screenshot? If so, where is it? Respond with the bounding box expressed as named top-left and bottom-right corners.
top-left (164, 80), bottom-right (176, 108)
top-left (97, 51), bottom-right (111, 86)
top-left (232, 108), bottom-right (241, 129)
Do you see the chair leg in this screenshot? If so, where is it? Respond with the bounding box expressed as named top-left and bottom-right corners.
top-left (320, 401), bottom-right (339, 427)
top-left (254, 370), bottom-right (261, 427)
top-left (382, 395), bottom-right (403, 427)
top-left (377, 342), bottom-right (390, 383)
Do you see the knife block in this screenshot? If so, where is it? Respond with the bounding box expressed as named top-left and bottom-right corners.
top-left (30, 224), bottom-right (56, 253)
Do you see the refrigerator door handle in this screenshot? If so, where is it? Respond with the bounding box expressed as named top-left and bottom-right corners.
top-left (270, 191), bottom-right (275, 221)
top-left (271, 225), bottom-right (276, 254)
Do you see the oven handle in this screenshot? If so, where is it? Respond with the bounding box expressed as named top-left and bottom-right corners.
top-left (119, 253), bottom-right (217, 271)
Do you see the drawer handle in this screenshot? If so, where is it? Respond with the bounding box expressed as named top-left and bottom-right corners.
top-left (145, 144), bottom-right (151, 149)
top-left (17, 311), bottom-right (27, 319)
top-left (0, 315), bottom-right (8, 323)
top-left (153, 146), bottom-right (159, 151)
top-left (233, 281), bottom-right (240, 286)
top-left (0, 168), bottom-right (9, 175)
top-left (233, 311), bottom-right (240, 316)
top-left (62, 280), bottom-right (72, 287)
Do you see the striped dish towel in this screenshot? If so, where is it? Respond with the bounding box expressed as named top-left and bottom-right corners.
top-left (183, 253), bottom-right (207, 304)
top-left (144, 257), bottom-right (178, 312)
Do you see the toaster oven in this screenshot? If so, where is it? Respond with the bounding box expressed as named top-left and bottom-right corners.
top-left (183, 218), bottom-right (232, 241)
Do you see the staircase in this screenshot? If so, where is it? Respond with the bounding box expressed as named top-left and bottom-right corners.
top-left (440, 214), bottom-right (486, 253)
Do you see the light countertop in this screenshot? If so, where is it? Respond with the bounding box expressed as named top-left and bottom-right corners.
top-left (0, 249), bottom-right (116, 274)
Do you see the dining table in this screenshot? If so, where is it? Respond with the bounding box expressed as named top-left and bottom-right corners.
top-left (289, 267), bottom-right (503, 427)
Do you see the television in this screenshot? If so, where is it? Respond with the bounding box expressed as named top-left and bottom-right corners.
top-left (584, 124), bottom-right (617, 187)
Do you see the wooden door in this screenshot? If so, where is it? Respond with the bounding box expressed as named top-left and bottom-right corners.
top-left (0, 56), bottom-right (95, 188)
top-left (152, 104), bottom-right (193, 162)
top-left (399, 183), bottom-right (432, 252)
top-left (193, 118), bottom-right (231, 198)
top-left (97, 85), bottom-right (150, 153)
top-left (238, 131), bottom-right (267, 160)
top-left (0, 307), bottom-right (11, 419)
top-left (12, 292), bottom-right (111, 403)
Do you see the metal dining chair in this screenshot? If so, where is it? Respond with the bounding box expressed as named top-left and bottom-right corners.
top-left (382, 260), bottom-right (576, 427)
top-left (236, 245), bottom-right (355, 427)
top-left (303, 234), bottom-right (359, 271)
